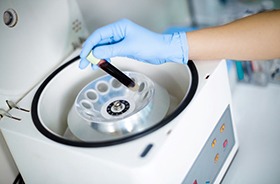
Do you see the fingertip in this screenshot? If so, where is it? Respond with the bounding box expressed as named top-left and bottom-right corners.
top-left (80, 51), bottom-right (86, 59)
top-left (79, 59), bottom-right (90, 69)
top-left (80, 46), bottom-right (91, 58)
top-left (91, 63), bottom-right (99, 70)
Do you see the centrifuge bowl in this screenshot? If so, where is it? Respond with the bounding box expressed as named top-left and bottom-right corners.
top-left (32, 56), bottom-right (198, 147)
top-left (67, 71), bottom-right (170, 141)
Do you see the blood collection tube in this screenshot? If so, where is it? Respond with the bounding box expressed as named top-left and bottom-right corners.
top-left (85, 52), bottom-right (139, 91)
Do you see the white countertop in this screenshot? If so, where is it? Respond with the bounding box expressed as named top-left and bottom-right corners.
top-left (222, 83), bottom-right (280, 184)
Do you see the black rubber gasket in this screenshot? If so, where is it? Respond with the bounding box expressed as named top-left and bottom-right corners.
top-left (31, 56), bottom-right (199, 147)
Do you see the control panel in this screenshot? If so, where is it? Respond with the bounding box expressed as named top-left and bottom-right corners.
top-left (182, 106), bottom-right (235, 184)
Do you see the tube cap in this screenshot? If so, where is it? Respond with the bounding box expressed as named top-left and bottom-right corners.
top-left (86, 51), bottom-right (100, 65)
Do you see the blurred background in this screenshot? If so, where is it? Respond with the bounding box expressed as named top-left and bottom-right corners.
top-left (77, 0), bottom-right (280, 32)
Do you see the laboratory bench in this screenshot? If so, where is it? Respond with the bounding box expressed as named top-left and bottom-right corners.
top-left (222, 83), bottom-right (280, 184)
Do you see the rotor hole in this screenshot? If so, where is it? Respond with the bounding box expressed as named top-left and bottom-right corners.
top-left (138, 82), bottom-right (145, 93)
top-left (80, 100), bottom-right (92, 109)
top-left (96, 82), bottom-right (109, 93)
top-left (85, 90), bottom-right (98, 101)
top-left (111, 78), bottom-right (122, 89)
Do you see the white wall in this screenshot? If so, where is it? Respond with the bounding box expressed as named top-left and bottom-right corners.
top-left (77, 0), bottom-right (191, 33)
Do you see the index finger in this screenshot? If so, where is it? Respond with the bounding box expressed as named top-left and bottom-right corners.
top-left (80, 21), bottom-right (125, 59)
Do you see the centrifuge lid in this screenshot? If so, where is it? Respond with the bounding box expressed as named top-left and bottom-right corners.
top-left (31, 56), bottom-right (198, 147)
top-left (0, 0), bottom-right (87, 109)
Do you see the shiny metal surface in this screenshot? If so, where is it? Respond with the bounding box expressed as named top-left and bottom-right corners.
top-left (67, 72), bottom-right (170, 142)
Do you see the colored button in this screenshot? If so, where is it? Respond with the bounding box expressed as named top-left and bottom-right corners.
top-left (214, 153), bottom-right (219, 163)
top-left (211, 138), bottom-right (217, 148)
top-left (223, 139), bottom-right (228, 148)
top-left (220, 124), bottom-right (225, 133)
top-left (193, 179), bottom-right (198, 184)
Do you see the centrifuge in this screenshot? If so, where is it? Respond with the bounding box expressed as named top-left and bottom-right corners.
top-left (0, 1), bottom-right (238, 183)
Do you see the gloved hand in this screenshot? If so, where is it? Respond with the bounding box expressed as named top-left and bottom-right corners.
top-left (79, 19), bottom-right (189, 69)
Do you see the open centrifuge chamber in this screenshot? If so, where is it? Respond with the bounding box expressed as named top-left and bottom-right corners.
top-left (0, 0), bottom-right (238, 183)
top-left (32, 55), bottom-right (198, 147)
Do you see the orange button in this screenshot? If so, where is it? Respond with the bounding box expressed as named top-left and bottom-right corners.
top-left (220, 124), bottom-right (225, 133)
top-left (214, 153), bottom-right (219, 163)
top-left (211, 138), bottom-right (217, 148)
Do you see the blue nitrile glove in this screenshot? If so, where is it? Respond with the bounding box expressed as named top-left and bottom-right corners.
top-left (79, 19), bottom-right (188, 69)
